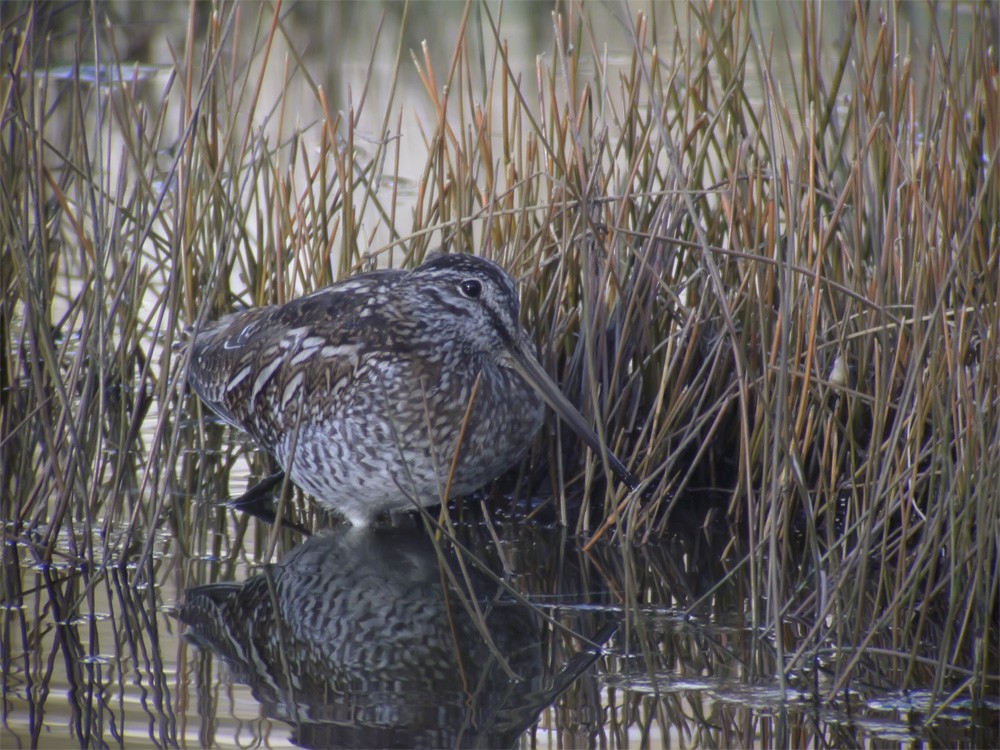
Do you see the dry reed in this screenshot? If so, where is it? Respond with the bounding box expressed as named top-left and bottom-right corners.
top-left (2, 0), bottom-right (996, 737)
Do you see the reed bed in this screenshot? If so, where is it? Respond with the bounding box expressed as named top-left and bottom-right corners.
top-left (2, 0), bottom-right (997, 735)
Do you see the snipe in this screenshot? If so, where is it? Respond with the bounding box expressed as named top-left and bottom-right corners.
top-left (188, 253), bottom-right (635, 524)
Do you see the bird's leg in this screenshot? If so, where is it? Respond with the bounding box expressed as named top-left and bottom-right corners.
top-left (227, 470), bottom-right (310, 535)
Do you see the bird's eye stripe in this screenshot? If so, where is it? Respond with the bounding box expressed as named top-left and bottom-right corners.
top-left (426, 288), bottom-right (470, 316)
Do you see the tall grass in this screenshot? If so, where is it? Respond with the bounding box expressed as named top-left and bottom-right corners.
top-left (2, 0), bottom-right (996, 727)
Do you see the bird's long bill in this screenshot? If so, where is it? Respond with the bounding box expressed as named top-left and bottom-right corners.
top-left (510, 343), bottom-right (639, 492)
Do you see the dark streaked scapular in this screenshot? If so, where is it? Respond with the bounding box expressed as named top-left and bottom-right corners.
top-left (187, 253), bottom-right (635, 524)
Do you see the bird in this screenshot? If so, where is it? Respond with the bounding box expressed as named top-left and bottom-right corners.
top-left (179, 526), bottom-right (617, 747)
top-left (187, 253), bottom-right (636, 525)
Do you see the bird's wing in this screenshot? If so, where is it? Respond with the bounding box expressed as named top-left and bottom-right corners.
top-left (187, 272), bottom-right (399, 447)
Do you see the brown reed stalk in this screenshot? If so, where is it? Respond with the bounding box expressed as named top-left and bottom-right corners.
top-left (2, 0), bottom-right (996, 727)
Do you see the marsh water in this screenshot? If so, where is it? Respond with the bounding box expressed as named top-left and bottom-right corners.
top-left (6, 467), bottom-right (995, 748)
top-left (3, 2), bottom-right (996, 747)
top-left (6, 478), bottom-right (997, 748)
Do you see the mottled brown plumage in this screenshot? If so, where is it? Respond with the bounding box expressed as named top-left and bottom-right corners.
top-left (180, 527), bottom-right (615, 746)
top-left (188, 253), bottom-right (634, 524)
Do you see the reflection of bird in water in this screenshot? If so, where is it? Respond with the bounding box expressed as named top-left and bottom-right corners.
top-left (187, 253), bottom-right (636, 525)
top-left (180, 526), bottom-right (614, 748)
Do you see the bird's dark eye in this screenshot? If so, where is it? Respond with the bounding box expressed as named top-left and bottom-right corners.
top-left (458, 279), bottom-right (482, 299)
